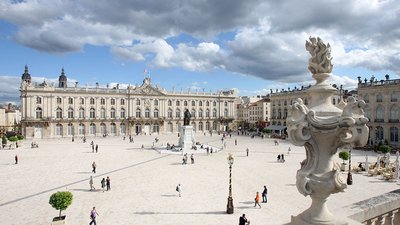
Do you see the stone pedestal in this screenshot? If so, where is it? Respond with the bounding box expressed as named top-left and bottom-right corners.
top-left (179, 126), bottom-right (196, 153)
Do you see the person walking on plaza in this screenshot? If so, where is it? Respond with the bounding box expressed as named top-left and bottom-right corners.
top-left (106, 176), bottom-right (111, 191)
top-left (15, 154), bottom-right (18, 164)
top-left (191, 154), bottom-right (194, 164)
top-left (176, 184), bottom-right (182, 197)
top-left (101, 178), bottom-right (106, 192)
top-left (95, 144), bottom-right (98, 153)
top-left (281, 154), bottom-right (285, 162)
top-left (91, 141), bottom-right (94, 152)
top-left (262, 185), bottom-right (268, 203)
top-left (288, 147), bottom-right (291, 155)
top-left (254, 191), bottom-right (261, 208)
top-left (246, 148), bottom-right (249, 157)
top-left (89, 176), bottom-right (95, 191)
top-left (92, 161), bottom-right (96, 173)
top-left (239, 214), bottom-right (250, 225)
top-left (89, 206), bottom-right (99, 225)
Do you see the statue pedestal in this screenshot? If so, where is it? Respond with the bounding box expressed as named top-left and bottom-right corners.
top-left (179, 126), bottom-right (196, 153)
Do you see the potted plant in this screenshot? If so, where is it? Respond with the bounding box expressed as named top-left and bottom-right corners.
top-left (339, 150), bottom-right (349, 171)
top-left (8, 136), bottom-right (18, 149)
top-left (1, 136), bottom-right (7, 148)
top-left (49, 191), bottom-right (73, 225)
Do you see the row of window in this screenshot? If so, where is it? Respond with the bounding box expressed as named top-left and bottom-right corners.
top-left (35, 107), bottom-right (229, 119)
top-left (373, 126), bottom-right (399, 142)
top-left (364, 105), bottom-right (399, 121)
top-left (363, 93), bottom-right (399, 103)
top-left (36, 97), bottom-right (230, 107)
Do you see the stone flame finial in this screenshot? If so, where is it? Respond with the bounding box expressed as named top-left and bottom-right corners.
top-left (306, 37), bottom-right (333, 75)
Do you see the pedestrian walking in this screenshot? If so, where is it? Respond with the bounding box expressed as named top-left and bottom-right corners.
top-left (239, 214), bottom-right (250, 225)
top-left (281, 154), bottom-right (285, 162)
top-left (191, 154), bottom-right (194, 164)
top-left (246, 148), bottom-right (249, 157)
top-left (15, 154), bottom-right (18, 164)
top-left (89, 207), bottom-right (99, 225)
top-left (89, 176), bottom-right (95, 191)
top-left (176, 184), bottom-right (182, 197)
top-left (288, 147), bottom-right (291, 155)
top-left (235, 139), bottom-right (237, 145)
top-left (95, 144), bottom-right (98, 153)
top-left (254, 191), bottom-right (261, 208)
top-left (92, 161), bottom-right (96, 173)
top-left (101, 178), bottom-right (106, 192)
top-left (106, 176), bottom-right (111, 191)
top-left (141, 144), bottom-right (144, 149)
top-left (262, 186), bottom-right (268, 203)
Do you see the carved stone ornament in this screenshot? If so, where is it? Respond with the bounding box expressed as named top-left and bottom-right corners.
top-left (287, 37), bottom-right (369, 225)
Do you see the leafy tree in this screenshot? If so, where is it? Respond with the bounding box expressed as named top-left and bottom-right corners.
top-left (262, 128), bottom-right (272, 134)
top-left (49, 191), bottom-right (73, 219)
top-left (17, 135), bottom-right (24, 140)
top-left (378, 145), bottom-right (391, 154)
top-left (339, 150), bottom-right (349, 164)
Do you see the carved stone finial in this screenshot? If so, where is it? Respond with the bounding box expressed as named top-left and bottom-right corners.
top-left (305, 37), bottom-right (333, 75)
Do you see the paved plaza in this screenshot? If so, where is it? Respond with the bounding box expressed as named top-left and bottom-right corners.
top-left (0, 133), bottom-right (399, 225)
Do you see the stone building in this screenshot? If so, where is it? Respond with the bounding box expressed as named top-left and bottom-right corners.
top-left (236, 96), bottom-right (270, 130)
top-left (19, 66), bottom-right (237, 139)
top-left (0, 104), bottom-right (21, 135)
top-left (357, 75), bottom-right (399, 147)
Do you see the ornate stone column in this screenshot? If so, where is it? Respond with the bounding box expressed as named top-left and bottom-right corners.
top-left (287, 37), bottom-right (369, 225)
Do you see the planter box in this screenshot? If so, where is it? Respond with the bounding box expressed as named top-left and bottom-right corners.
top-left (51, 216), bottom-right (66, 225)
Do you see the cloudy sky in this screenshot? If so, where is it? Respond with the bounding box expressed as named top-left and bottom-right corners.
top-left (0, 0), bottom-right (399, 104)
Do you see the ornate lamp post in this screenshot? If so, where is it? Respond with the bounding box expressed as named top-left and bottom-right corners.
top-left (287, 37), bottom-right (369, 225)
top-left (226, 153), bottom-right (234, 214)
top-left (347, 147), bottom-right (353, 185)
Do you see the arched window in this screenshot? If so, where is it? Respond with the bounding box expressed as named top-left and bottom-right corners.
top-left (55, 124), bottom-right (63, 136)
top-left (100, 123), bottom-right (106, 135)
top-left (191, 109), bottom-right (196, 118)
top-left (176, 100), bottom-right (180, 106)
top-left (206, 101), bottom-right (209, 107)
top-left (376, 105), bottom-right (384, 121)
top-left (56, 107), bottom-right (62, 119)
top-left (68, 107), bottom-right (74, 119)
top-left (390, 105), bottom-right (399, 122)
top-left (100, 108), bottom-right (106, 119)
top-left (167, 122), bottom-right (173, 132)
top-left (100, 98), bottom-right (105, 105)
top-left (184, 101), bottom-right (188, 106)
top-left (224, 108), bottom-right (228, 117)
top-left (78, 123), bottom-right (85, 135)
top-left (168, 108), bottom-right (173, 118)
top-left (199, 109), bottom-right (203, 118)
top-left (90, 108), bottom-right (95, 119)
top-left (376, 94), bottom-right (383, 102)
top-left (153, 123), bottom-right (160, 133)
top-left (154, 108), bottom-right (159, 118)
top-left (192, 101), bottom-right (196, 106)
top-left (213, 101), bottom-right (216, 107)
top-left (68, 97), bottom-right (73, 104)
top-left (390, 127), bottom-right (399, 142)
top-left (136, 99), bottom-right (141, 105)
top-left (120, 108), bottom-right (126, 118)
top-left (206, 109), bottom-right (210, 118)
top-left (89, 123), bottom-right (96, 135)
top-left (213, 109), bottom-right (217, 118)
top-left (120, 123), bottom-right (126, 135)
top-left (376, 126), bottom-right (384, 141)
top-left (56, 97), bottom-right (62, 104)
top-left (168, 100), bottom-right (172, 106)
top-left (145, 108), bottom-right (150, 118)
top-left (110, 108), bottom-right (116, 119)
top-left (199, 101), bottom-right (203, 107)
top-left (120, 98), bottom-right (125, 105)
top-left (67, 123), bottom-right (74, 136)
top-left (136, 108), bottom-right (141, 118)
top-left (176, 109), bottom-right (181, 118)
top-left (90, 98), bottom-right (95, 105)
top-left (79, 97), bottom-right (84, 104)
top-left (110, 98), bottom-right (115, 105)
top-left (199, 122), bottom-right (203, 131)
top-left (36, 107), bottom-right (42, 119)
top-left (283, 108), bottom-right (288, 119)
top-left (154, 99), bottom-right (159, 106)
top-left (278, 109), bottom-right (282, 119)
top-left (206, 121), bottom-right (210, 131)
top-left (110, 123), bottom-right (116, 135)
top-left (36, 97), bottom-right (42, 104)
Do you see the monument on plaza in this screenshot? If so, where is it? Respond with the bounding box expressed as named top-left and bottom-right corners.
top-left (287, 37), bottom-right (369, 225)
top-left (178, 109), bottom-right (196, 152)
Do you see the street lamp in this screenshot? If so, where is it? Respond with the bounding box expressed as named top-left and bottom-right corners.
top-left (226, 153), bottom-right (234, 214)
top-left (347, 146), bottom-right (353, 185)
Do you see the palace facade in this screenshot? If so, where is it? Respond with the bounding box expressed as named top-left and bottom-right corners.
top-left (20, 66), bottom-right (237, 139)
top-left (357, 75), bottom-right (399, 147)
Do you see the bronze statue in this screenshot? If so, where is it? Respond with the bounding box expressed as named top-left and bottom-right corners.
top-left (184, 109), bottom-right (191, 126)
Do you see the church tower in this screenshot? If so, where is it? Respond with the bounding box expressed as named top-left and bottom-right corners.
top-left (58, 68), bottom-right (67, 88)
top-left (21, 65), bottom-right (31, 84)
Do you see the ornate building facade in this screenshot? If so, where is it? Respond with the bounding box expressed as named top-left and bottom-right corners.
top-left (20, 66), bottom-right (237, 139)
top-left (357, 75), bottom-right (399, 147)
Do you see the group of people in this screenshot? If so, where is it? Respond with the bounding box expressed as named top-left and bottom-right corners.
top-left (89, 175), bottom-right (111, 192)
top-left (90, 141), bottom-right (99, 153)
top-left (182, 153), bottom-right (194, 164)
top-left (277, 154), bottom-right (285, 163)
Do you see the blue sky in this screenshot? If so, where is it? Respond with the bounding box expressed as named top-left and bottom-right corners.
top-left (0, 0), bottom-right (399, 104)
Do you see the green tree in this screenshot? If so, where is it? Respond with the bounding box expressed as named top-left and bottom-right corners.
top-left (339, 150), bottom-right (349, 164)
top-left (17, 135), bottom-right (24, 140)
top-left (49, 191), bottom-right (73, 219)
top-left (8, 136), bottom-right (18, 142)
top-left (378, 145), bottom-right (391, 154)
